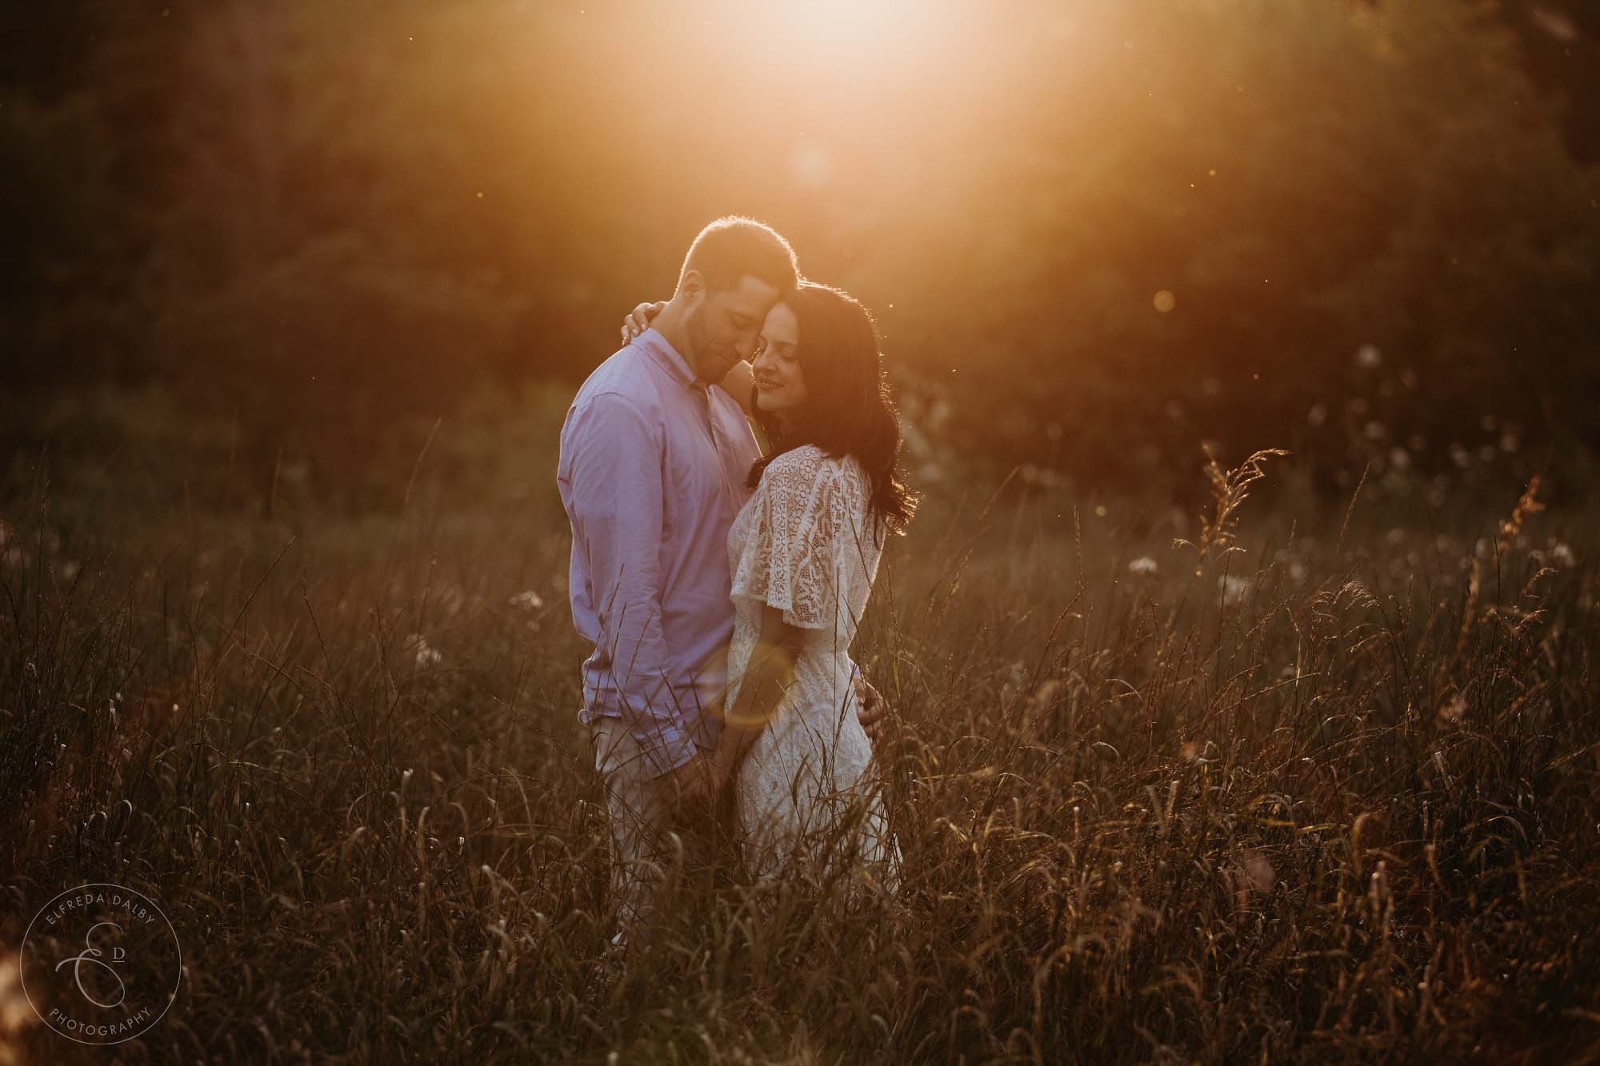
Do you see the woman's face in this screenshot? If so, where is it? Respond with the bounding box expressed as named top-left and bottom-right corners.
top-left (751, 303), bottom-right (807, 412)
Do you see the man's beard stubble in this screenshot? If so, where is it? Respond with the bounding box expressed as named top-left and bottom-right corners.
top-left (683, 304), bottom-right (735, 384)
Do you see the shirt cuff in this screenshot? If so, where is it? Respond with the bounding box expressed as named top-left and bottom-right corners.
top-left (629, 718), bottom-right (700, 779)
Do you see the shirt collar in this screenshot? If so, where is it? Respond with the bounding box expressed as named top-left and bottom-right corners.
top-left (635, 328), bottom-right (703, 390)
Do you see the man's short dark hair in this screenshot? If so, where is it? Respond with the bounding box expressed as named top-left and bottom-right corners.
top-left (677, 216), bottom-right (799, 297)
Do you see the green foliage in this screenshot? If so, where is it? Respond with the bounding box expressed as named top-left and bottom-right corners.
top-left (891, 1), bottom-right (1600, 490)
top-left (1, 0), bottom-right (1598, 502)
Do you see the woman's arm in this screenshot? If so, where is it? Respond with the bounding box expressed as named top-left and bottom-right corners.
top-left (620, 300), bottom-right (667, 344)
top-left (712, 605), bottom-right (799, 788)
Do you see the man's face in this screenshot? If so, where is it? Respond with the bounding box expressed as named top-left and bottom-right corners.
top-left (682, 274), bottom-right (783, 383)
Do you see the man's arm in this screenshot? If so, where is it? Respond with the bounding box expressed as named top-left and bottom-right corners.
top-left (567, 393), bottom-right (712, 804)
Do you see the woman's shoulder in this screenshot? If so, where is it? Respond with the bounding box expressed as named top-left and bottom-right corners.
top-left (759, 445), bottom-right (869, 507)
top-left (760, 444), bottom-right (828, 486)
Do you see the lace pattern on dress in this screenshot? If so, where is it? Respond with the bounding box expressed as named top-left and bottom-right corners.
top-left (722, 443), bottom-right (896, 886)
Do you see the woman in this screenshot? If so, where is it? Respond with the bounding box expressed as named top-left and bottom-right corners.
top-left (621, 283), bottom-right (915, 886)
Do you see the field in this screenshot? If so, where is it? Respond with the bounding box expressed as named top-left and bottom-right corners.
top-left (1, 389), bottom-right (1598, 1064)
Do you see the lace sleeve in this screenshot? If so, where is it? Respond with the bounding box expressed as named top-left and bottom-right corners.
top-left (729, 449), bottom-right (841, 630)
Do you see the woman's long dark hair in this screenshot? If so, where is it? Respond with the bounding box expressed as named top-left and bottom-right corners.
top-left (748, 282), bottom-right (917, 537)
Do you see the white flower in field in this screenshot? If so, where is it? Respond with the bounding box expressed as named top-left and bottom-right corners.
top-left (436, 585), bottom-right (466, 615)
top-left (1238, 849), bottom-right (1276, 892)
top-left (509, 590), bottom-right (545, 610)
top-left (1438, 693), bottom-right (1467, 722)
top-left (1219, 575), bottom-right (1250, 605)
top-left (1387, 447), bottom-right (1411, 472)
top-left (1355, 344), bottom-right (1382, 369)
top-left (1128, 556), bottom-right (1158, 576)
top-left (1288, 559), bottom-right (1308, 585)
top-left (1550, 542), bottom-right (1576, 568)
top-left (406, 633), bottom-right (442, 667)
top-left (1307, 403), bottom-right (1327, 427)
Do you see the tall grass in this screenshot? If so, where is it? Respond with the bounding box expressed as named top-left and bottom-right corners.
top-left (1, 408), bottom-right (1597, 1064)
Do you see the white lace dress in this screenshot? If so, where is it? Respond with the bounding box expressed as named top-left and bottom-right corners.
top-left (723, 444), bottom-right (896, 885)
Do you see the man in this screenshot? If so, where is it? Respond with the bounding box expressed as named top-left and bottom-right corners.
top-left (557, 217), bottom-right (883, 947)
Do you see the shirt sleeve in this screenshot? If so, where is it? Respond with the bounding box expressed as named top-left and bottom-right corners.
top-left (564, 392), bottom-right (697, 777)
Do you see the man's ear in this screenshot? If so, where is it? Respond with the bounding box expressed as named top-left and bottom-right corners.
top-left (680, 269), bottom-right (706, 307)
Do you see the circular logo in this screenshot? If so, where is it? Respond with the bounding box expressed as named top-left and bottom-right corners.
top-left (19, 884), bottom-right (181, 1045)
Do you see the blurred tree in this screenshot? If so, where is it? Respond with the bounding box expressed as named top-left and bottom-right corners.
top-left (2, 0), bottom-right (1597, 506)
top-left (880, 0), bottom-right (1600, 493)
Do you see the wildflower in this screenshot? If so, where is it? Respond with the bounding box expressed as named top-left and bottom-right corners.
top-left (406, 633), bottom-right (442, 667)
top-left (1219, 575), bottom-right (1250, 605)
top-left (1550, 542), bottom-right (1576, 568)
top-left (1388, 447), bottom-right (1411, 471)
top-left (1356, 343), bottom-right (1382, 369)
top-left (1128, 556), bottom-right (1158, 576)
top-left (509, 590), bottom-right (546, 610)
top-left (1238, 849), bottom-right (1276, 892)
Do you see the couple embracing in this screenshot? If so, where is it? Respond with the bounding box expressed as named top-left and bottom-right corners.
top-left (557, 217), bottom-right (916, 948)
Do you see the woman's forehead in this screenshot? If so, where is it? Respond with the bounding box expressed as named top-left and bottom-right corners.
top-left (763, 302), bottom-right (799, 340)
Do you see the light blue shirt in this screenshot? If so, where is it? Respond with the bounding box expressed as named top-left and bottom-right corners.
top-left (557, 328), bottom-right (761, 778)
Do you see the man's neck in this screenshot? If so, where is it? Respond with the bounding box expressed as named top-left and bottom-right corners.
top-left (649, 297), bottom-right (693, 370)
